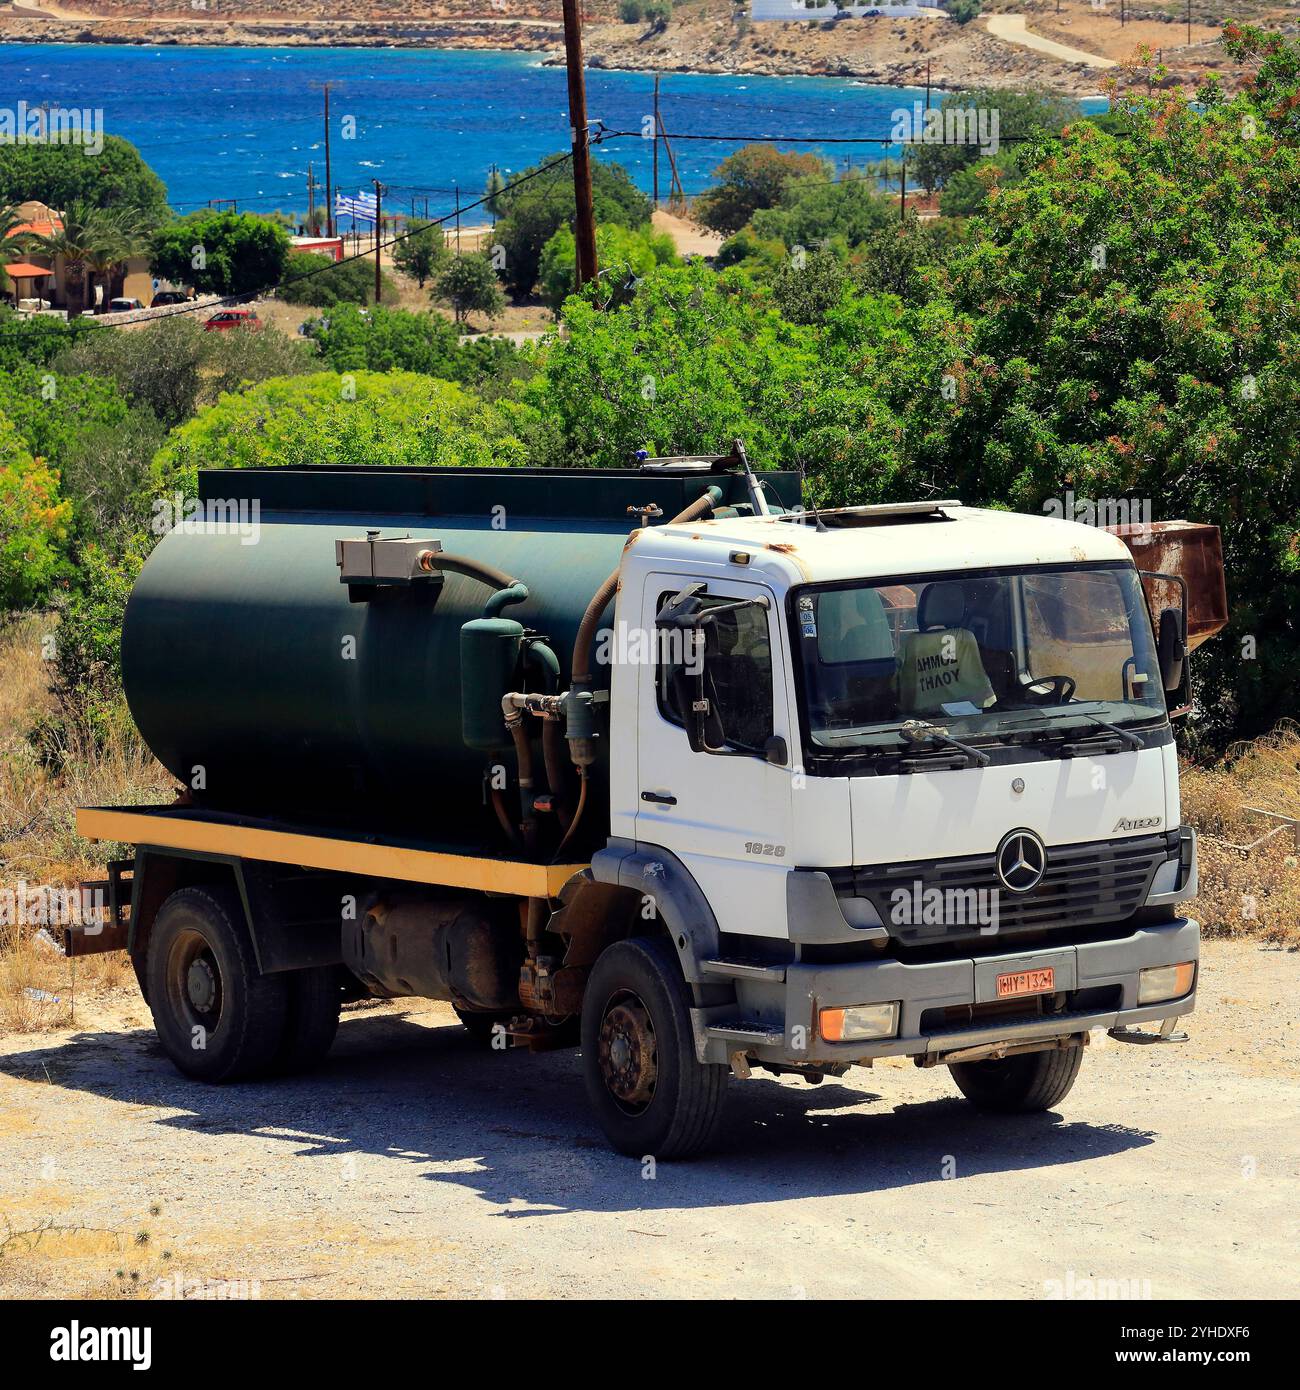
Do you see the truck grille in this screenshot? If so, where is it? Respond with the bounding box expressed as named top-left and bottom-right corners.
top-left (825, 832), bottom-right (1172, 950)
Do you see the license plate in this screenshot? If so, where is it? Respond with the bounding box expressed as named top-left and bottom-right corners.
top-left (996, 967), bottom-right (1055, 999)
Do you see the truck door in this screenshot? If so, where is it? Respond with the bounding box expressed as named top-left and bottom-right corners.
top-left (634, 571), bottom-right (794, 940)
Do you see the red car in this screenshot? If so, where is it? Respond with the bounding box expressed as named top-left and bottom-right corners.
top-left (203, 308), bottom-right (261, 332)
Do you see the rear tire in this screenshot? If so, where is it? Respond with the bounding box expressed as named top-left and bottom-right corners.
top-left (145, 884), bottom-right (288, 1083)
top-left (949, 1045), bottom-right (1083, 1113)
top-left (273, 967), bottom-right (341, 1073)
top-left (581, 936), bottom-right (727, 1160)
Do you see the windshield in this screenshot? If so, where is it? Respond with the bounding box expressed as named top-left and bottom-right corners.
top-left (792, 563), bottom-right (1166, 756)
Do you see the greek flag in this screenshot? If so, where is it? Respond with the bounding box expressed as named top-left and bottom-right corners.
top-left (335, 190), bottom-right (378, 224)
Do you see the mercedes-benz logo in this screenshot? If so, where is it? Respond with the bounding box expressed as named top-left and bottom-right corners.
top-left (995, 828), bottom-right (1047, 893)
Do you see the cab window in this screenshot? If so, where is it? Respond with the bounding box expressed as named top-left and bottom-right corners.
top-left (656, 590), bottom-right (774, 752)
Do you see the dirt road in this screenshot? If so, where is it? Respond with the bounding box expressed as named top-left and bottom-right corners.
top-left (1, 939), bottom-right (1296, 1300)
top-left (984, 15), bottom-right (1117, 70)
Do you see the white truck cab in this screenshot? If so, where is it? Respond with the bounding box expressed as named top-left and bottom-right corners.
top-left (590, 497), bottom-right (1199, 1129)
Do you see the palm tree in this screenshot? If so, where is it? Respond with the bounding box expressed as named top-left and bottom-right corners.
top-left (18, 200), bottom-right (113, 316)
top-left (82, 207), bottom-right (150, 312)
top-left (0, 204), bottom-right (25, 303)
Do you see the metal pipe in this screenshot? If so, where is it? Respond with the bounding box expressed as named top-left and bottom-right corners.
top-left (418, 550), bottom-right (529, 617)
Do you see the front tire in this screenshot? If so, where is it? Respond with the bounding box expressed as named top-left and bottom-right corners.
top-left (949, 1045), bottom-right (1083, 1113)
top-left (145, 884), bottom-right (288, 1083)
top-left (581, 936), bottom-right (727, 1159)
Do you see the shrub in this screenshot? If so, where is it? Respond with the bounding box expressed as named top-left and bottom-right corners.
top-left (151, 371), bottom-right (527, 494)
top-left (279, 250), bottom-right (397, 307)
top-left (0, 413), bottom-right (71, 611)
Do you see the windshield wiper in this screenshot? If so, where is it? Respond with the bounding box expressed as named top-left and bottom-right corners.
top-left (898, 720), bottom-right (991, 768)
top-left (1028, 716), bottom-right (1144, 756)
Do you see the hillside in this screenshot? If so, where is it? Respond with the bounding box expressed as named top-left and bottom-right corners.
top-left (0, 1), bottom-right (1288, 96)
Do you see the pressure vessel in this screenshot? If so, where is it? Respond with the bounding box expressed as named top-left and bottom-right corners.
top-left (122, 464), bottom-right (790, 847)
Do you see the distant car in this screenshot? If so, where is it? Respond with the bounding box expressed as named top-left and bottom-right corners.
top-left (204, 308), bottom-right (261, 332)
top-left (107, 297), bottom-right (145, 313)
top-left (151, 289), bottom-right (191, 307)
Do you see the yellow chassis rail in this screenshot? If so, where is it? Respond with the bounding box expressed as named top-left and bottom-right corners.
top-left (77, 807), bottom-right (587, 899)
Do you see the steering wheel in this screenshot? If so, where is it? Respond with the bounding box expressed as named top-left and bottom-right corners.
top-left (1022, 674), bottom-right (1076, 705)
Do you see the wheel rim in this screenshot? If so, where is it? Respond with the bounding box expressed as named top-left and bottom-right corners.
top-left (165, 927), bottom-right (224, 1034)
top-left (597, 990), bottom-right (658, 1116)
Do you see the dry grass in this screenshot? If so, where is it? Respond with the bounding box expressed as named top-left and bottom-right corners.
top-left (1181, 723), bottom-right (1300, 946)
top-left (0, 614), bottom-right (172, 1034)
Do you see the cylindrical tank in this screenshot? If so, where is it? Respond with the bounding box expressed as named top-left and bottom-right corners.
top-left (122, 464), bottom-right (794, 848)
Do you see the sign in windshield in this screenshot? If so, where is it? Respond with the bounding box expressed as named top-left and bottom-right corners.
top-left (792, 563), bottom-right (1166, 757)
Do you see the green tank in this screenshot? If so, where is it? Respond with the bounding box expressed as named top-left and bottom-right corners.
top-left (122, 463), bottom-right (799, 849)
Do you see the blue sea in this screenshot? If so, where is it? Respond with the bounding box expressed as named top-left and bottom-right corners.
top-left (0, 43), bottom-right (955, 217)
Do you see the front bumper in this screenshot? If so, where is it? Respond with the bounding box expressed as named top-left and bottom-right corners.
top-left (693, 916), bottom-right (1199, 1067)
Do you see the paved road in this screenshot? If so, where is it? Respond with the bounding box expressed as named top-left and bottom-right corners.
top-left (1, 940), bottom-right (1295, 1299)
top-left (984, 15), bottom-right (1118, 70)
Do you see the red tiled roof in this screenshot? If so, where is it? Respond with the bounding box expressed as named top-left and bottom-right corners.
top-left (6, 220), bottom-right (63, 238)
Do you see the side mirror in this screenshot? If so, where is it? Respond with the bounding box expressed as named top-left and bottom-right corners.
top-left (1157, 607), bottom-right (1185, 694)
top-left (764, 735), bottom-right (788, 766)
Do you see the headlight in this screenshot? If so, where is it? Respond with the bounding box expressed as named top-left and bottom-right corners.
top-left (1138, 961), bottom-right (1196, 1004)
top-left (819, 1001), bottom-right (900, 1042)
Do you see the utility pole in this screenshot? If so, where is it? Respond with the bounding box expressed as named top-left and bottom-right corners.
top-left (1186, 0), bottom-right (1191, 46)
top-left (454, 183), bottom-right (461, 254)
top-left (561, 0), bottom-right (598, 290)
top-left (1121, 0), bottom-right (1126, 28)
top-left (925, 58), bottom-right (932, 112)
top-left (307, 162), bottom-right (315, 233)
top-left (373, 179), bottom-right (383, 304)
top-left (652, 73), bottom-right (661, 211)
top-left (899, 156), bottom-right (906, 223)
top-left (322, 83), bottom-right (335, 237)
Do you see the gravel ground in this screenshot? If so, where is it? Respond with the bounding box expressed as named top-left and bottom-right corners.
top-left (1, 938), bottom-right (1296, 1301)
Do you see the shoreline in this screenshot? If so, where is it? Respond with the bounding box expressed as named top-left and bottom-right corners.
top-left (0, 16), bottom-right (1124, 97)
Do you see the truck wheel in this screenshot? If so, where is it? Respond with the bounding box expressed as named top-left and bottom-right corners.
top-left (273, 967), bottom-right (341, 1074)
top-left (145, 885), bottom-right (288, 1083)
top-left (581, 936), bottom-right (727, 1160)
top-left (949, 1045), bottom-right (1083, 1113)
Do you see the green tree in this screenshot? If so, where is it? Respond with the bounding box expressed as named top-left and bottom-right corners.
top-left (434, 252), bottom-right (506, 325)
top-left (0, 312), bottom-right (101, 372)
top-left (0, 411), bottom-right (71, 610)
top-left (619, 0), bottom-right (645, 21)
top-left (57, 313), bottom-right (311, 429)
top-left (771, 244), bottom-right (850, 325)
top-left (279, 250), bottom-right (395, 307)
top-left (152, 371), bottom-right (527, 494)
top-left (937, 155), bottom-right (1020, 217)
top-left (539, 221), bottom-right (677, 314)
top-left (493, 152), bottom-right (650, 296)
top-left (0, 136), bottom-right (168, 220)
top-left (149, 210), bottom-right (291, 298)
top-left (484, 167), bottom-right (507, 222)
top-left (303, 302), bottom-right (519, 383)
top-left (750, 170), bottom-right (894, 250)
top-left (908, 88), bottom-right (1080, 195)
top-left (693, 144), bottom-right (830, 236)
top-left (392, 219), bottom-right (449, 289)
top-left (0, 366), bottom-right (129, 472)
